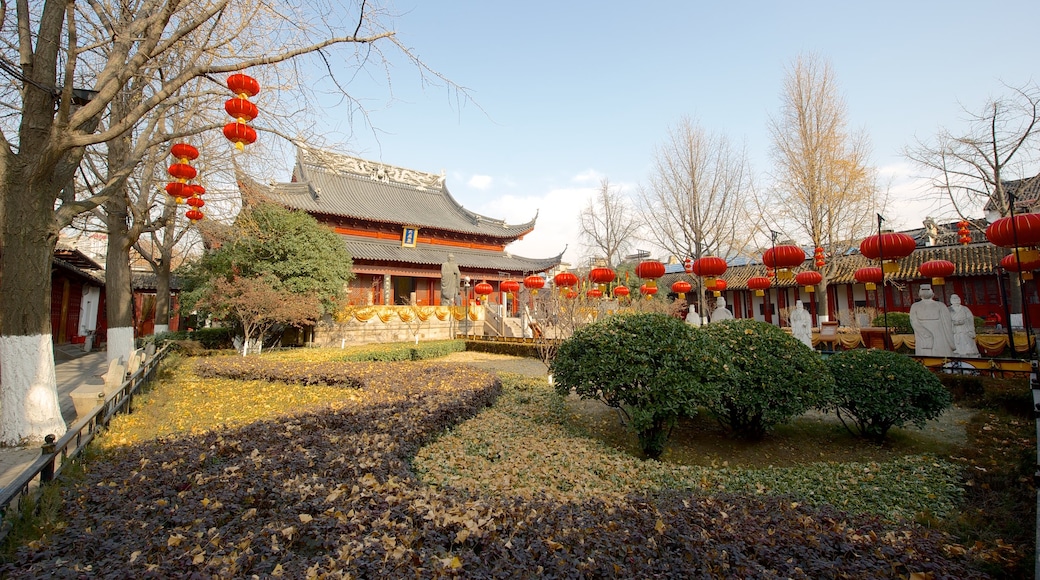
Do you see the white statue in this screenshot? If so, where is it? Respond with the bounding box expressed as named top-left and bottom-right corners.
top-left (789, 299), bottom-right (813, 349)
top-left (909, 284), bottom-right (955, 357)
top-left (522, 305), bottom-right (534, 339)
top-left (949, 294), bottom-right (980, 358)
top-left (710, 296), bottom-right (733, 323)
top-left (685, 304), bottom-right (701, 327)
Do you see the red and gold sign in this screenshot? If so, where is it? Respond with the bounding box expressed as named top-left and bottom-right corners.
top-left (855, 267), bottom-right (884, 291)
top-left (795, 270), bottom-right (822, 293)
top-left (918, 259), bottom-right (955, 286)
top-left (671, 280), bottom-right (692, 299)
top-left (859, 231), bottom-right (916, 273)
top-left (747, 276), bottom-right (771, 297)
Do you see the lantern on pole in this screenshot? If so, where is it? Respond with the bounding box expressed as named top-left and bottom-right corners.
top-left (762, 245), bottom-right (806, 280)
top-left (859, 231), bottom-right (917, 273)
top-left (474, 281), bottom-right (493, 303)
top-left (919, 259), bottom-right (955, 286)
top-left (795, 270), bottom-right (822, 293)
top-left (747, 276), bottom-right (771, 297)
top-left (692, 256), bottom-right (727, 289)
top-left (635, 260), bottom-right (665, 289)
top-left (671, 280), bottom-right (692, 299)
top-left (1001, 253), bottom-right (1040, 281)
top-left (523, 274), bottom-right (545, 295)
top-left (855, 267), bottom-right (884, 291)
top-left (501, 279), bottom-right (520, 298)
top-left (986, 213), bottom-right (1040, 264)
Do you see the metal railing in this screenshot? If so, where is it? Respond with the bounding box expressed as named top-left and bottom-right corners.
top-left (0, 344), bottom-right (171, 541)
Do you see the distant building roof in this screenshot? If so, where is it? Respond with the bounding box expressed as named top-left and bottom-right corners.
top-left (246, 147), bottom-right (538, 241)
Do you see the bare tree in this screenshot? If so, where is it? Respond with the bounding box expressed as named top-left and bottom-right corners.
top-left (763, 53), bottom-right (885, 322)
top-left (636, 117), bottom-right (755, 317)
top-left (578, 178), bottom-right (641, 267)
top-left (0, 0), bottom-right (460, 444)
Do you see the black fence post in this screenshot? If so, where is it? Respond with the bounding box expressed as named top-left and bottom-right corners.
top-left (40, 434), bottom-right (56, 484)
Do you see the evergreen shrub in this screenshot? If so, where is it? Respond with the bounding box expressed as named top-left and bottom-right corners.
top-left (551, 313), bottom-right (723, 459)
top-left (826, 349), bottom-right (952, 442)
top-left (697, 319), bottom-right (835, 440)
top-left (871, 312), bottom-right (913, 334)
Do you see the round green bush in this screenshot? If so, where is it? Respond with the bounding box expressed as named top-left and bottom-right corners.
top-left (871, 312), bottom-right (912, 334)
top-left (550, 312), bottom-right (723, 459)
top-left (696, 319), bottom-right (835, 440)
top-left (825, 349), bottom-right (953, 442)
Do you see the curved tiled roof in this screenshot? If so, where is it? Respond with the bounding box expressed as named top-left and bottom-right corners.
top-left (342, 237), bottom-right (561, 274)
top-left (245, 147), bottom-right (537, 240)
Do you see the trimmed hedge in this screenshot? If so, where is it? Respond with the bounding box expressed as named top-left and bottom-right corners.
top-left (464, 339), bottom-right (540, 359)
top-left (334, 340), bottom-right (466, 362)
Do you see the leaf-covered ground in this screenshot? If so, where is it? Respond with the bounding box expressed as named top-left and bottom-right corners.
top-left (0, 354), bottom-right (991, 578)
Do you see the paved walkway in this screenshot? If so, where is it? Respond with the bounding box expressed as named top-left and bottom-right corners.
top-left (0, 346), bottom-right (109, 489)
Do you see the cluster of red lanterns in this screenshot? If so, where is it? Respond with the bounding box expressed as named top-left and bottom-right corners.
top-left (635, 260), bottom-right (665, 299)
top-left (957, 220), bottom-right (972, 245)
top-left (224, 73), bottom-right (260, 150)
top-left (813, 247), bottom-right (826, 268)
top-left (985, 213), bottom-right (1040, 264)
top-left (165, 143), bottom-right (206, 221)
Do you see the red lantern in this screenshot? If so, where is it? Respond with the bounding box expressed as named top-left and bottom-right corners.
top-left (747, 276), bottom-right (771, 297)
top-left (918, 260), bottom-right (955, 286)
top-left (1001, 253), bottom-right (1040, 281)
top-left (613, 286), bottom-right (631, 299)
top-left (671, 280), bottom-right (692, 299)
top-left (855, 267), bottom-right (884, 291)
top-left (586, 288), bottom-right (603, 299)
top-left (957, 220), bottom-right (972, 245)
top-left (639, 284), bottom-right (658, 297)
top-left (813, 246), bottom-right (826, 268)
top-left (692, 256), bottom-right (727, 289)
top-left (185, 209), bottom-right (204, 221)
top-left (795, 270), bottom-right (822, 293)
top-left (186, 196), bottom-right (205, 209)
top-left (566, 290), bottom-right (578, 300)
top-left (227, 73), bottom-right (260, 97)
top-left (170, 143), bottom-right (199, 162)
top-left (191, 184), bottom-right (206, 197)
top-left (859, 231), bottom-right (916, 273)
top-left (165, 182), bottom-right (189, 203)
top-left (762, 245), bottom-right (806, 280)
top-left (223, 122), bottom-right (258, 150)
top-left (986, 213), bottom-right (1040, 263)
top-left (225, 97), bottom-right (258, 123)
top-left (167, 162), bottom-right (197, 181)
top-left (635, 260), bottom-right (665, 290)
top-left (474, 281), bottom-right (493, 302)
top-left (554, 271), bottom-right (578, 289)
top-left (501, 279), bottom-right (520, 297)
top-left (524, 275), bottom-right (546, 295)
top-left (588, 267), bottom-right (616, 285)
top-left (712, 279), bottom-right (727, 296)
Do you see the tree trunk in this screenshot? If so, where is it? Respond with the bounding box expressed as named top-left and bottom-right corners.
top-left (105, 194), bottom-right (136, 366)
top-left (0, 161), bottom-right (67, 445)
top-left (153, 260), bottom-right (171, 335)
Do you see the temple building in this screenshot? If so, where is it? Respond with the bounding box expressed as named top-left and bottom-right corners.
top-left (237, 147), bottom-right (563, 343)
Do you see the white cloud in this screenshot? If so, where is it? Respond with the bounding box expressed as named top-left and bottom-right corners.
top-left (467, 174), bottom-right (493, 190)
top-left (476, 185), bottom-right (596, 265)
top-left (571, 169), bottom-right (603, 184)
top-left (878, 162), bottom-right (956, 230)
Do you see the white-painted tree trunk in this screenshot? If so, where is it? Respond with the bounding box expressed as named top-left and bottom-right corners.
top-left (153, 324), bottom-right (169, 335)
top-left (107, 326), bottom-right (135, 366)
top-left (0, 335), bottom-right (68, 445)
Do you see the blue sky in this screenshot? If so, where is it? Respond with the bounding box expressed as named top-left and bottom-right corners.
top-left (276, 1), bottom-right (1040, 265)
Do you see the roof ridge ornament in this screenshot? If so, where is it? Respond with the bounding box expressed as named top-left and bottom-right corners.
top-left (299, 146), bottom-right (445, 190)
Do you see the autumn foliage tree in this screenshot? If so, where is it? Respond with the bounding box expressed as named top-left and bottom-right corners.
top-left (196, 275), bottom-right (321, 355)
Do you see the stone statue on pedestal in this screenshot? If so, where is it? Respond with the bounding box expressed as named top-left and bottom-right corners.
top-left (710, 296), bottom-right (733, 323)
top-left (909, 284), bottom-right (955, 357)
top-left (789, 300), bottom-right (813, 349)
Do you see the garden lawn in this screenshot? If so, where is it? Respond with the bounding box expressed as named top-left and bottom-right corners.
top-left (0, 352), bottom-right (989, 578)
